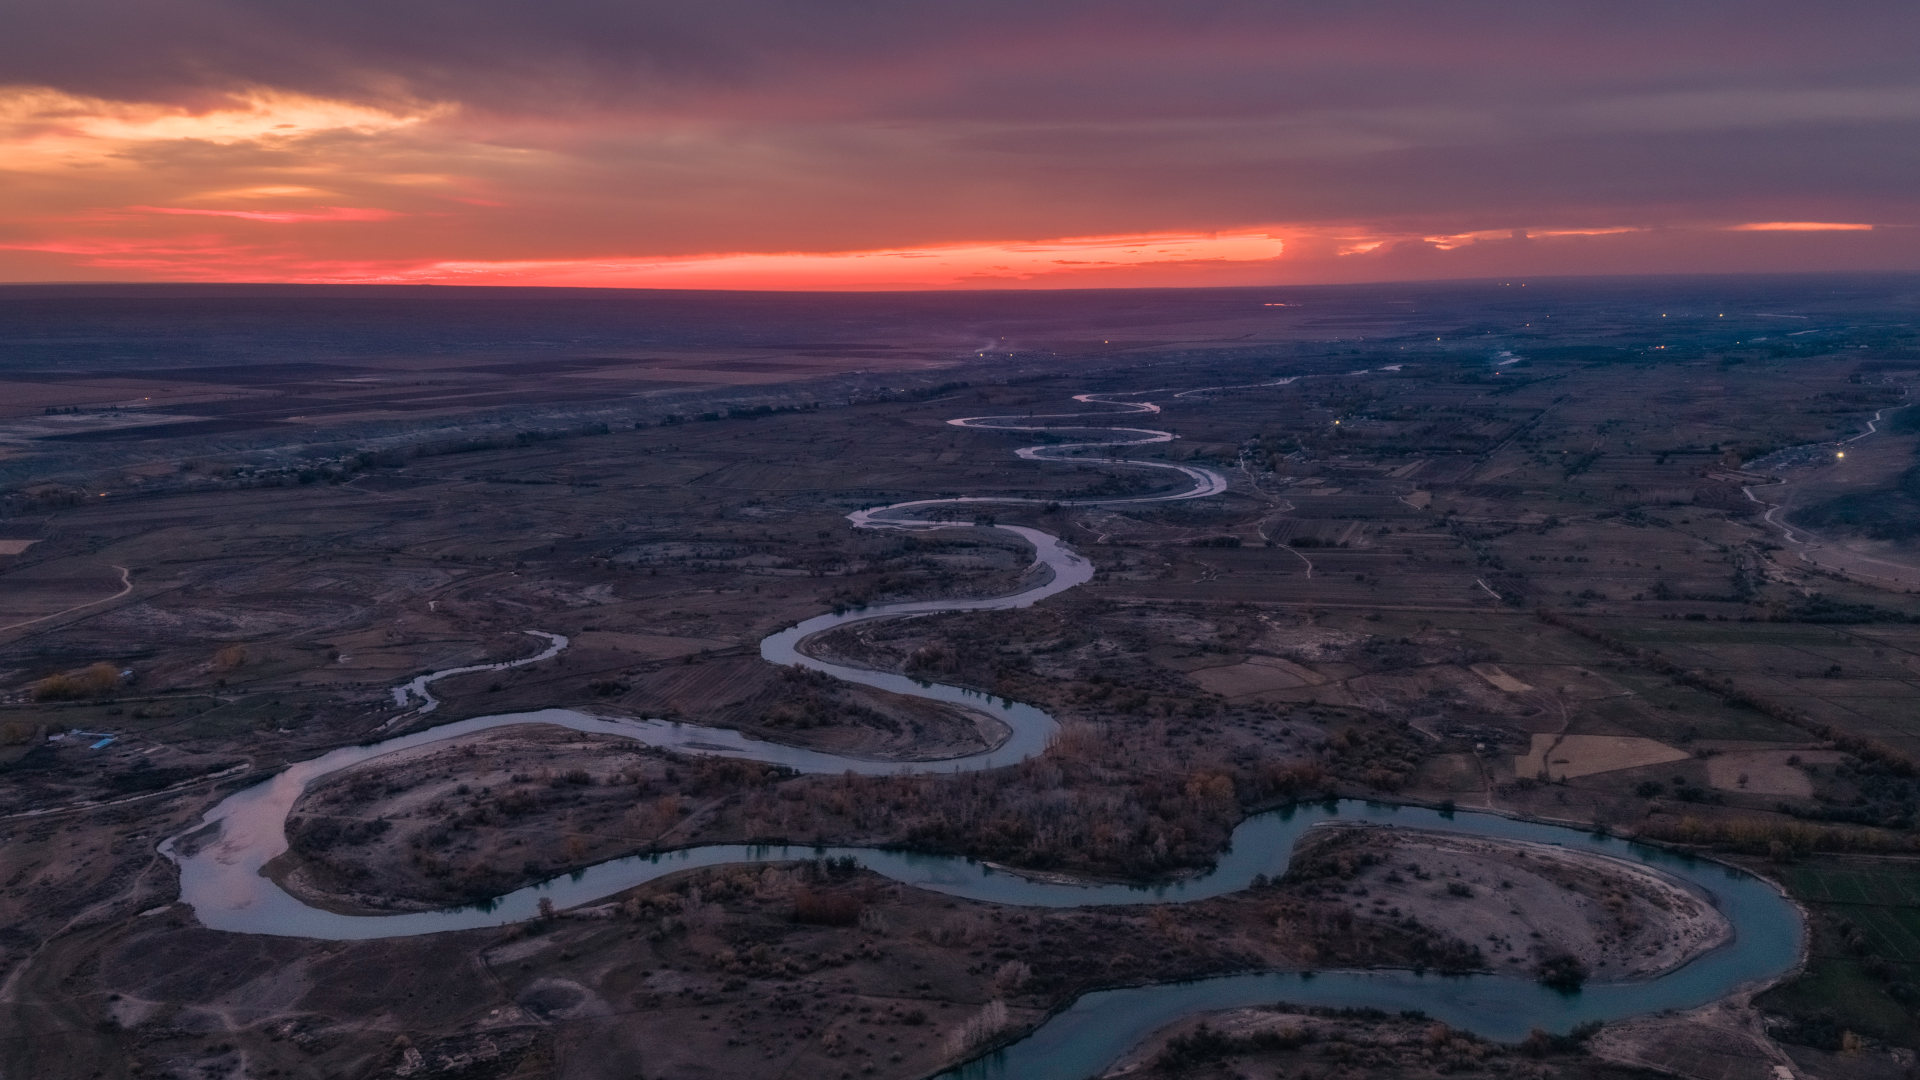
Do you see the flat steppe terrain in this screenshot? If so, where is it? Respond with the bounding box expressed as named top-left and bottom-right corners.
top-left (3, 280), bottom-right (1919, 1080)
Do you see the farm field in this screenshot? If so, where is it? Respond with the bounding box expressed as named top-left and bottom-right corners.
top-left (1779, 862), bottom-right (1920, 965)
top-left (1758, 858), bottom-right (1920, 1051)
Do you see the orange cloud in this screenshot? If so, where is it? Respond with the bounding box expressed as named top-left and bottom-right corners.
top-left (334, 229), bottom-right (1291, 289)
top-left (128, 205), bottom-right (403, 223)
top-left (0, 85), bottom-right (445, 170)
top-left (1726, 221), bottom-right (1875, 231)
top-left (1532, 226), bottom-right (1641, 238)
top-left (1420, 226), bottom-right (1645, 250)
top-left (11, 218), bottom-right (1913, 289)
top-left (0, 227), bottom-right (1293, 288)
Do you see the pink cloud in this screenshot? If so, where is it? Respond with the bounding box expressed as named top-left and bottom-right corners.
top-left (126, 205), bottom-right (402, 223)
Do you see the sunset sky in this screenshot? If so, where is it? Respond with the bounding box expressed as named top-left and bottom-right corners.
top-left (3, 1), bottom-right (1917, 289)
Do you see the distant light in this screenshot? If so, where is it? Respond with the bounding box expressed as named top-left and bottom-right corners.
top-left (1836, 451), bottom-right (1846, 459)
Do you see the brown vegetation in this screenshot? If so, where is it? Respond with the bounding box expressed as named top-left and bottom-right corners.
top-left (30, 662), bottom-right (121, 701)
top-left (1126, 1007), bottom-right (1618, 1079)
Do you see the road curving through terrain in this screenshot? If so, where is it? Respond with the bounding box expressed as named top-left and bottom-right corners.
top-left (159, 380), bottom-right (1804, 1076)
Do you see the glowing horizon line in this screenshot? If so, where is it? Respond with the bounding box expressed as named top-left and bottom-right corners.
top-left (326, 229), bottom-right (1293, 289)
top-left (2, 218), bottom-right (1905, 290)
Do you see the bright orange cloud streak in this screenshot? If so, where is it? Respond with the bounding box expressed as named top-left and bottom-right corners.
top-left (0, 86), bottom-right (442, 169)
top-left (13, 220), bottom-right (1912, 289)
top-left (1727, 221), bottom-right (1875, 231)
top-left (340, 230), bottom-right (1292, 289)
top-left (0, 228), bottom-right (1297, 288)
top-left (1422, 226), bottom-right (1644, 249)
top-left (128, 205), bottom-right (403, 223)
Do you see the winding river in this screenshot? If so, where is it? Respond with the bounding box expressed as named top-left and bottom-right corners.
top-left (160, 379), bottom-right (1803, 1079)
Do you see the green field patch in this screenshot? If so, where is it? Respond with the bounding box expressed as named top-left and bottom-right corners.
top-left (1677, 643), bottom-right (1822, 671)
top-left (1782, 645), bottom-right (1916, 677)
top-left (1591, 674), bottom-right (1802, 740)
top-left (1758, 950), bottom-right (1920, 1048)
top-left (1779, 862), bottom-right (1920, 966)
top-left (1781, 862), bottom-right (1920, 906)
top-left (1849, 907), bottom-right (1920, 964)
top-left (1814, 677), bottom-right (1920, 698)
top-left (1821, 695), bottom-right (1920, 731)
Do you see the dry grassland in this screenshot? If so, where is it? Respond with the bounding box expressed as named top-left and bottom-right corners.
top-left (1703, 748), bottom-right (1846, 797)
